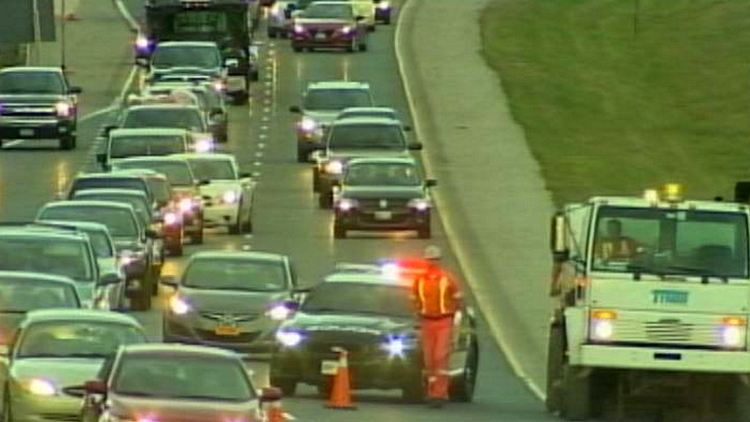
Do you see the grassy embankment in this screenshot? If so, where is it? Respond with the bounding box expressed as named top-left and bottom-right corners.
top-left (480, 0), bottom-right (750, 204)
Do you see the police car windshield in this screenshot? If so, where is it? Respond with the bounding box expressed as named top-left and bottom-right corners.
top-left (110, 135), bottom-right (186, 158)
top-left (329, 124), bottom-right (405, 150)
top-left (0, 237), bottom-right (93, 282)
top-left (183, 258), bottom-right (287, 292)
top-left (0, 71), bottom-right (65, 94)
top-left (302, 282), bottom-right (412, 317)
top-left (151, 46), bottom-right (222, 69)
top-left (114, 161), bottom-right (194, 187)
top-left (303, 3), bottom-right (353, 19)
top-left (592, 207), bottom-right (749, 279)
top-left (304, 89), bottom-right (371, 111)
top-left (187, 159), bottom-right (236, 180)
top-left (38, 206), bottom-right (139, 239)
top-left (122, 108), bottom-right (205, 132)
top-left (345, 163), bottom-right (421, 187)
top-left (0, 279), bottom-right (79, 312)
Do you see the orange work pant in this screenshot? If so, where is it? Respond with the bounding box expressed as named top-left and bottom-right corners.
top-left (420, 316), bottom-right (453, 400)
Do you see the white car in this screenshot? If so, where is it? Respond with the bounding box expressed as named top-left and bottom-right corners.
top-left (174, 153), bottom-right (255, 234)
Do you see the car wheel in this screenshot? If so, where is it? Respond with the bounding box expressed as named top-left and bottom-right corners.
top-left (59, 135), bottom-right (75, 150)
top-left (312, 168), bottom-right (320, 192)
top-left (401, 373), bottom-right (425, 403)
top-left (384, 17), bottom-right (391, 25)
top-left (292, 45), bottom-right (303, 53)
top-left (368, 25), bottom-right (376, 32)
top-left (358, 42), bottom-right (368, 52)
top-left (417, 224), bottom-right (431, 239)
top-left (270, 377), bottom-right (297, 397)
top-left (449, 340), bottom-right (479, 402)
top-left (251, 70), bottom-right (259, 82)
top-left (242, 209), bottom-right (253, 233)
top-left (297, 147), bottom-right (308, 163)
top-left (229, 209), bottom-right (242, 235)
top-left (318, 191), bottom-right (333, 209)
top-left (333, 221), bottom-right (346, 239)
top-left (545, 320), bottom-right (565, 413)
top-left (316, 379), bottom-right (333, 398)
top-left (268, 29), bottom-right (278, 38)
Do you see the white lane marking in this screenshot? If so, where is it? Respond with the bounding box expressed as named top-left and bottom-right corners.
top-left (255, 151), bottom-right (263, 157)
top-left (258, 143), bottom-right (265, 149)
top-left (259, 133), bottom-right (268, 139)
top-left (114, 0), bottom-right (140, 31)
top-left (253, 161), bottom-right (262, 166)
top-left (260, 125), bottom-right (269, 131)
top-left (395, 0), bottom-right (544, 401)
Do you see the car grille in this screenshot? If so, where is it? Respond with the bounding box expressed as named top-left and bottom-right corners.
top-left (358, 198), bottom-right (410, 211)
top-left (309, 29), bottom-right (336, 37)
top-left (0, 104), bottom-right (57, 118)
top-left (200, 312), bottom-right (258, 323)
top-left (306, 331), bottom-right (382, 358)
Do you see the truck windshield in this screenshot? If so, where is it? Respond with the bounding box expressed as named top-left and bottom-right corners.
top-left (592, 206), bottom-right (749, 279)
top-left (152, 45), bottom-right (221, 69)
top-left (172, 11), bottom-right (228, 34)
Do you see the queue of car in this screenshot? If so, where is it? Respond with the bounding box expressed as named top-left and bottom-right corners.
top-left (0, 1), bottom-right (471, 420)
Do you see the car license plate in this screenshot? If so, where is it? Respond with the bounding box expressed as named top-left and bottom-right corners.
top-left (315, 32), bottom-right (327, 40)
top-left (215, 325), bottom-right (240, 336)
top-left (374, 211), bottom-right (392, 221)
top-left (321, 360), bottom-right (339, 375)
top-left (19, 129), bottom-right (34, 137)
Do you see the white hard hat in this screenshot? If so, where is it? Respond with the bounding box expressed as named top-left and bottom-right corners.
top-left (423, 245), bottom-right (442, 261)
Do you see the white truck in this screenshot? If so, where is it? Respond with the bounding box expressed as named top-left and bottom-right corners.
top-left (546, 185), bottom-right (750, 420)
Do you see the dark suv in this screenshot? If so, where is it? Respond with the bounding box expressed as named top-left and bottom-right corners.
top-left (0, 67), bottom-right (82, 150)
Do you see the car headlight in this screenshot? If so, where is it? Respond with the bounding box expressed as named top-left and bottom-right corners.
top-left (24, 378), bottom-right (57, 396)
top-left (324, 160), bottom-right (344, 175)
top-left (222, 190), bottom-right (239, 204)
top-left (590, 309), bottom-right (616, 342)
top-left (267, 304), bottom-right (293, 321)
top-left (55, 101), bottom-right (73, 117)
top-left (194, 138), bottom-right (215, 153)
top-left (168, 295), bottom-right (191, 315)
top-left (336, 198), bottom-right (358, 212)
top-left (163, 211), bottom-right (179, 226)
top-left (178, 197), bottom-right (194, 213)
top-left (294, 24), bottom-right (305, 33)
top-left (377, 1), bottom-right (390, 10)
top-left (212, 80), bottom-right (225, 92)
top-left (340, 25), bottom-right (353, 35)
top-left (119, 249), bottom-right (144, 267)
top-left (721, 316), bottom-right (747, 348)
top-left (407, 198), bottom-right (430, 211)
top-left (381, 334), bottom-right (415, 358)
top-left (299, 117), bottom-right (318, 132)
top-left (276, 329), bottom-right (303, 347)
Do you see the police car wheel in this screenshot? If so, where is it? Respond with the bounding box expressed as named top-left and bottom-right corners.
top-left (450, 340), bottom-right (478, 402)
top-left (401, 374), bottom-right (425, 403)
top-left (560, 364), bottom-right (591, 420)
top-left (545, 322), bottom-right (565, 413)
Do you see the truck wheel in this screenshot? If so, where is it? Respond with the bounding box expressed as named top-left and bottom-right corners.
top-left (449, 339), bottom-right (479, 402)
top-left (401, 373), bottom-right (425, 403)
top-left (545, 321), bottom-right (565, 413)
top-left (560, 364), bottom-right (591, 421)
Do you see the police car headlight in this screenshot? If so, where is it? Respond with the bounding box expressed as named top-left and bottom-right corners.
top-left (721, 317), bottom-right (746, 348)
top-left (336, 198), bottom-right (358, 212)
top-left (299, 117), bottom-right (318, 132)
top-left (55, 101), bottom-right (73, 117)
top-left (590, 310), bottom-right (616, 341)
top-left (163, 211), bottom-right (179, 226)
top-left (408, 198), bottom-right (430, 211)
top-left (222, 190), bottom-right (239, 204)
top-left (276, 330), bottom-right (303, 347)
top-left (377, 1), bottom-right (391, 10)
top-left (325, 160), bottom-right (344, 175)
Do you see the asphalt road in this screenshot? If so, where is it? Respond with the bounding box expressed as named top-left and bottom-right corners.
top-left (0, 1), bottom-right (556, 421)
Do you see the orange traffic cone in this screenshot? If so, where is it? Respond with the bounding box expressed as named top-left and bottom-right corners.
top-left (262, 387), bottom-right (285, 422)
top-left (325, 347), bottom-right (356, 410)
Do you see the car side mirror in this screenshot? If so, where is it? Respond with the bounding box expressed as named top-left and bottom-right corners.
top-left (289, 105), bottom-right (301, 113)
top-left (161, 275), bottom-right (178, 288)
top-left (99, 273), bottom-right (122, 286)
top-left (69, 86), bottom-right (83, 95)
top-left (84, 379), bottom-right (107, 395)
top-left (550, 212), bottom-right (570, 263)
top-left (260, 387), bottom-right (282, 403)
top-left (425, 179), bottom-right (437, 188)
top-left (408, 142), bottom-right (423, 151)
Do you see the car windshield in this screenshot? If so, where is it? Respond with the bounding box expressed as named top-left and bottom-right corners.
top-left (0, 71), bottom-right (64, 94)
top-left (188, 159), bottom-right (236, 180)
top-left (17, 321), bottom-right (145, 358)
top-left (38, 206), bottom-right (139, 239)
top-left (302, 282), bottom-right (412, 317)
top-left (0, 279), bottom-right (79, 312)
top-left (73, 195), bottom-right (151, 226)
top-left (152, 46), bottom-right (222, 69)
top-left (110, 135), bottom-right (186, 158)
top-left (304, 89), bottom-right (372, 111)
top-left (0, 237), bottom-right (93, 281)
top-left (122, 108), bottom-right (205, 132)
top-left (329, 124), bottom-right (405, 149)
top-left (114, 161), bottom-right (194, 186)
top-left (70, 179), bottom-right (147, 198)
top-left (303, 3), bottom-right (353, 19)
top-left (146, 178), bottom-right (171, 204)
top-left (184, 258), bottom-right (287, 291)
top-left (345, 163), bottom-right (421, 186)
top-left (591, 207), bottom-right (750, 279)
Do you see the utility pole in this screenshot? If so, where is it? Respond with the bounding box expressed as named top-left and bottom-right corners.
top-left (61, 0), bottom-right (66, 70)
top-left (32, 0), bottom-right (42, 64)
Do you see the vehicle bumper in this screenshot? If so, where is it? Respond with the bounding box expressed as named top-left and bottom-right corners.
top-left (291, 34), bottom-right (356, 49)
top-left (9, 389), bottom-right (81, 422)
top-left (336, 209), bottom-right (430, 230)
top-left (271, 347), bottom-right (421, 388)
top-left (578, 344), bottom-right (750, 373)
top-left (318, 175), bottom-right (342, 193)
top-left (163, 315), bottom-right (279, 354)
top-left (161, 224), bottom-right (183, 248)
top-left (0, 118), bottom-right (75, 140)
top-left (203, 203), bottom-right (241, 228)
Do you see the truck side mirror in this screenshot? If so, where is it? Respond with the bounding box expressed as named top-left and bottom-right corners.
top-left (550, 212), bottom-right (570, 263)
top-left (734, 182), bottom-right (750, 203)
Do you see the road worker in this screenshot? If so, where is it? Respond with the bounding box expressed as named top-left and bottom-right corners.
top-left (595, 219), bottom-right (637, 261)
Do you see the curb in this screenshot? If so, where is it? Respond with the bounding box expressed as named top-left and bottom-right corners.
top-left (393, 0), bottom-right (545, 401)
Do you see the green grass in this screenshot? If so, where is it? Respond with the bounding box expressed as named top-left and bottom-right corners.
top-left (480, 0), bottom-right (750, 204)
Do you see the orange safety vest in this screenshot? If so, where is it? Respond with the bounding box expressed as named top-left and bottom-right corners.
top-left (412, 269), bottom-right (459, 318)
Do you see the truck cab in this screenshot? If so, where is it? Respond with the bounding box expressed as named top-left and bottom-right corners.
top-left (547, 185), bottom-right (750, 420)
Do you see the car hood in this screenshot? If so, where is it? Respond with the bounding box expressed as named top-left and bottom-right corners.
top-left (11, 357), bottom-right (106, 389)
top-left (285, 312), bottom-right (414, 335)
top-left (109, 394), bottom-right (259, 422)
top-left (302, 110), bottom-right (340, 126)
top-left (342, 185), bottom-right (425, 200)
top-left (296, 18), bottom-right (353, 28)
top-left (180, 287), bottom-right (287, 315)
top-left (0, 94), bottom-right (66, 104)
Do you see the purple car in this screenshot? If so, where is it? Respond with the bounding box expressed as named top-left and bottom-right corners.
top-left (291, 1), bottom-right (368, 52)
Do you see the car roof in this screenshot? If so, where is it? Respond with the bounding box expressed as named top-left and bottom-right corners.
top-left (331, 117), bottom-right (401, 126)
top-left (347, 156), bottom-right (417, 167)
top-left (307, 81), bottom-right (370, 91)
top-left (190, 250), bottom-right (286, 263)
top-left (24, 309), bottom-right (142, 325)
top-left (110, 128), bottom-right (188, 138)
top-left (323, 271), bottom-right (410, 288)
top-left (125, 104), bottom-right (201, 112)
top-left (0, 66), bottom-right (62, 75)
top-left (0, 271), bottom-right (79, 286)
top-left (74, 188), bottom-right (148, 198)
top-left (340, 107), bottom-right (397, 114)
top-left (74, 172), bottom-right (146, 181)
top-left (112, 169), bottom-right (169, 180)
top-left (34, 219), bottom-right (111, 233)
top-left (0, 224), bottom-right (90, 241)
top-left (156, 41), bottom-right (218, 49)
top-left (149, 82), bottom-right (213, 92)
top-left (121, 343), bottom-right (242, 359)
top-left (171, 152), bottom-right (235, 162)
top-left (41, 200), bottom-right (137, 212)
top-left (113, 156), bottom-right (190, 165)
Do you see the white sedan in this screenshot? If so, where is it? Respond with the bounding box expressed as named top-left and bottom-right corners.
top-left (174, 153), bottom-right (255, 234)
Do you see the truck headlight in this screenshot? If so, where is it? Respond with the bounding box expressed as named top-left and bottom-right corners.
top-left (590, 309), bottom-right (616, 342)
top-left (222, 190), bottom-right (239, 204)
top-left (299, 117), bottom-right (318, 132)
top-left (276, 330), bottom-right (303, 347)
top-left (721, 316), bottom-right (747, 348)
top-left (55, 101), bottom-right (73, 117)
top-left (325, 160), bottom-right (344, 175)
top-left (408, 198), bottom-right (430, 211)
